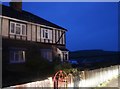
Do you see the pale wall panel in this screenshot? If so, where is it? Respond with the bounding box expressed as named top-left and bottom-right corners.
top-left (2, 18), bottom-right (9, 37)
top-left (63, 33), bottom-right (65, 44)
top-left (56, 30), bottom-right (58, 44)
top-left (37, 26), bottom-right (40, 42)
top-left (32, 25), bottom-right (36, 41)
top-left (16, 35), bottom-right (20, 39)
top-left (0, 17), bottom-right (1, 35)
top-left (41, 39), bottom-right (44, 42)
top-left (27, 24), bottom-right (31, 41)
top-left (59, 31), bottom-right (62, 44)
top-left (53, 29), bottom-right (55, 43)
top-left (49, 30), bottom-right (52, 43)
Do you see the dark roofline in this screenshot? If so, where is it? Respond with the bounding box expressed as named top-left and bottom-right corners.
top-left (1, 4), bottom-right (67, 31)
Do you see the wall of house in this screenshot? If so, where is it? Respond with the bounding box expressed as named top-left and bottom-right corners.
top-left (27, 23), bottom-right (31, 41)
top-left (57, 48), bottom-right (63, 61)
top-left (2, 18), bottom-right (9, 37)
top-left (0, 17), bottom-right (2, 35)
top-left (57, 48), bottom-right (69, 61)
top-left (1, 17), bottom-right (66, 45)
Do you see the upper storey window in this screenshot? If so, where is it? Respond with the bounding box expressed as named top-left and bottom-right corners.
top-left (41, 28), bottom-right (52, 39)
top-left (10, 21), bottom-right (26, 36)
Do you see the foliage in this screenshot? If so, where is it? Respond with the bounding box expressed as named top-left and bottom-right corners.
top-left (52, 56), bottom-right (61, 65)
top-left (54, 61), bottom-right (73, 74)
top-left (25, 45), bottom-right (50, 72)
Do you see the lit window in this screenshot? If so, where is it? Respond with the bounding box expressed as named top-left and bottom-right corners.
top-left (10, 50), bottom-right (26, 63)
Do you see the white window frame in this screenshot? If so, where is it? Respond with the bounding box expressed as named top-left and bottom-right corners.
top-left (41, 28), bottom-right (52, 40)
top-left (10, 21), bottom-right (26, 36)
top-left (62, 51), bottom-right (69, 61)
top-left (10, 22), bottom-right (16, 35)
top-left (10, 50), bottom-right (26, 63)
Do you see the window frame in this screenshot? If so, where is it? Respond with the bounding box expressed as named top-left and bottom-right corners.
top-left (62, 51), bottom-right (68, 61)
top-left (10, 22), bottom-right (16, 35)
top-left (10, 50), bottom-right (26, 63)
top-left (41, 28), bottom-right (51, 39)
top-left (41, 49), bottom-right (52, 62)
top-left (10, 21), bottom-right (26, 36)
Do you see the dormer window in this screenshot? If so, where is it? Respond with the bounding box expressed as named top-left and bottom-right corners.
top-left (10, 21), bottom-right (26, 36)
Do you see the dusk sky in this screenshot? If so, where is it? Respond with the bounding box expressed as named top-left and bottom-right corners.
top-left (3, 2), bottom-right (118, 51)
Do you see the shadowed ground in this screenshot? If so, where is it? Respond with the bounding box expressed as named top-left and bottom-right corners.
top-left (105, 76), bottom-right (120, 88)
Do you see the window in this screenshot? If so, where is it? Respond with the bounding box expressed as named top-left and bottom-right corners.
top-left (62, 52), bottom-right (68, 61)
top-left (10, 21), bottom-right (26, 36)
top-left (42, 29), bottom-right (44, 38)
top-left (58, 54), bottom-right (61, 59)
top-left (41, 49), bottom-right (52, 62)
top-left (10, 22), bottom-right (15, 33)
top-left (65, 54), bottom-right (68, 61)
top-left (41, 28), bottom-right (52, 39)
top-left (10, 50), bottom-right (26, 63)
top-left (45, 30), bottom-right (48, 38)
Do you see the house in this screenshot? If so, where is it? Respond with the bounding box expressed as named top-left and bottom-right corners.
top-left (1, 1), bottom-right (69, 64)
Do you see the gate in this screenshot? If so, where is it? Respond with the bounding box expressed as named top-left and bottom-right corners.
top-left (53, 70), bottom-right (68, 89)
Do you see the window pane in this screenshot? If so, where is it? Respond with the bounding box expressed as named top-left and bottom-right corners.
top-left (41, 49), bottom-right (52, 61)
top-left (14, 52), bottom-right (19, 61)
top-left (16, 26), bottom-right (21, 34)
top-left (22, 51), bottom-right (25, 61)
top-left (45, 30), bottom-right (49, 39)
top-left (10, 23), bottom-right (15, 33)
top-left (65, 54), bottom-right (68, 60)
top-left (45, 32), bottom-right (48, 38)
top-left (10, 51), bottom-right (14, 61)
top-left (41, 28), bottom-right (50, 39)
top-left (43, 29), bottom-right (44, 38)
top-left (22, 25), bottom-right (26, 35)
top-left (19, 51), bottom-right (25, 61)
top-left (16, 23), bottom-right (20, 26)
top-left (49, 30), bottom-right (52, 40)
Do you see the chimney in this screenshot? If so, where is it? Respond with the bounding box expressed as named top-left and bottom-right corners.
top-left (9, 0), bottom-right (22, 12)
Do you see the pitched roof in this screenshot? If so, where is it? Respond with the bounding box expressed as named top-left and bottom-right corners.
top-left (58, 47), bottom-right (69, 51)
top-left (1, 4), bottom-right (67, 31)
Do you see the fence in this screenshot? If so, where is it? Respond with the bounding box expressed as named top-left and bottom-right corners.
top-left (68, 65), bottom-right (120, 87)
top-left (3, 65), bottom-right (120, 88)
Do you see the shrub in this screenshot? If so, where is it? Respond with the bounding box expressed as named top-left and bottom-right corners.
top-left (54, 62), bottom-right (72, 74)
top-left (25, 45), bottom-right (50, 72)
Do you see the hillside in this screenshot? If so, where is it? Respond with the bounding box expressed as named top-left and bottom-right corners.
top-left (69, 50), bottom-right (120, 70)
top-left (70, 50), bottom-right (119, 59)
